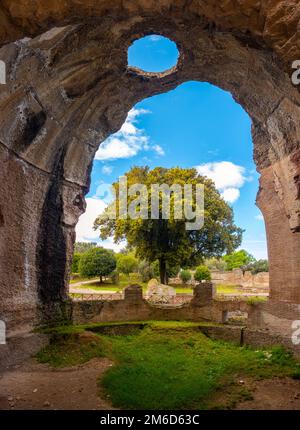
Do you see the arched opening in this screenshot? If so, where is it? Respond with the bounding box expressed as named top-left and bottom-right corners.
top-left (128, 35), bottom-right (179, 73)
top-left (0, 7), bottom-right (299, 346)
top-left (74, 80), bottom-right (268, 306)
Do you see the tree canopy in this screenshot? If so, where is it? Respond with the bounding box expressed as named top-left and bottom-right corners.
top-left (116, 253), bottom-right (139, 275)
top-left (94, 166), bottom-right (243, 284)
top-left (223, 250), bottom-right (255, 271)
top-left (78, 247), bottom-right (116, 283)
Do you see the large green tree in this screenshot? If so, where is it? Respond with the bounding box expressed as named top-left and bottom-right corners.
top-left (78, 247), bottom-right (116, 283)
top-left (223, 249), bottom-right (255, 271)
top-left (94, 166), bottom-right (243, 284)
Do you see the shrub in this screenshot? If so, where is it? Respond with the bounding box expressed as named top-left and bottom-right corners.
top-left (194, 265), bottom-right (211, 282)
top-left (179, 269), bottom-right (192, 284)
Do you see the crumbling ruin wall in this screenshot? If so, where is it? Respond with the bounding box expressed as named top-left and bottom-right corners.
top-left (72, 284), bottom-right (248, 325)
top-left (211, 269), bottom-right (269, 289)
top-left (0, 1), bottom-right (299, 339)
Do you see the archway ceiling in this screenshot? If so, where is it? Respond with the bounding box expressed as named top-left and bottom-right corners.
top-left (0, 0), bottom-right (299, 69)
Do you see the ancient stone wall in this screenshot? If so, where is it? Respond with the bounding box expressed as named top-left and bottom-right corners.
top-left (71, 285), bottom-right (300, 357)
top-left (211, 269), bottom-right (269, 289)
top-left (0, 1), bottom-right (299, 338)
top-left (72, 284), bottom-right (248, 325)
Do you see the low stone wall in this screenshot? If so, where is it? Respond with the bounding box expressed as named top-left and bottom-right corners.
top-left (211, 269), bottom-right (269, 289)
top-left (72, 284), bottom-right (250, 325)
top-left (71, 285), bottom-right (300, 357)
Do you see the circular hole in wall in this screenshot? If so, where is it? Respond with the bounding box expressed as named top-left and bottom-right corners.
top-left (128, 35), bottom-right (179, 73)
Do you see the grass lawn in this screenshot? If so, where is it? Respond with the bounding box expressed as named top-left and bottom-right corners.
top-left (71, 282), bottom-right (242, 296)
top-left (36, 321), bottom-right (300, 410)
top-left (70, 275), bottom-right (241, 296)
top-left (70, 278), bottom-right (194, 294)
top-left (216, 285), bottom-right (242, 295)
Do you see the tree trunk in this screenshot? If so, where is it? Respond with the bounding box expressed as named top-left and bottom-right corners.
top-left (100, 275), bottom-right (103, 284)
top-left (159, 258), bottom-right (167, 285)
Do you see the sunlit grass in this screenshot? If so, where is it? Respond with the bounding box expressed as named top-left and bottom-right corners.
top-left (36, 321), bottom-right (300, 410)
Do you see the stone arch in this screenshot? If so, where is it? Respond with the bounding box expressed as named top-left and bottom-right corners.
top-left (0, 3), bottom-right (300, 335)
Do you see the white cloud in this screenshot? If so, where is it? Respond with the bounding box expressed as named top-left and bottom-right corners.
top-left (101, 165), bottom-right (113, 175)
top-left (221, 188), bottom-right (240, 204)
top-left (95, 108), bottom-right (164, 161)
top-left (149, 35), bottom-right (162, 42)
top-left (255, 214), bottom-right (264, 221)
top-left (100, 237), bottom-right (127, 253)
top-left (76, 197), bottom-right (126, 253)
top-left (196, 161), bottom-right (247, 203)
top-left (153, 144), bottom-right (165, 156)
top-left (76, 197), bottom-right (106, 242)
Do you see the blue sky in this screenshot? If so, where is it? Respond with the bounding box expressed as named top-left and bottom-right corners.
top-left (76, 36), bottom-right (267, 259)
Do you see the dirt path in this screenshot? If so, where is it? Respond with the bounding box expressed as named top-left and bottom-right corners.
top-left (1, 359), bottom-right (300, 410)
top-left (236, 378), bottom-right (300, 410)
top-left (0, 358), bottom-right (115, 410)
top-left (69, 279), bottom-right (100, 288)
top-left (69, 287), bottom-right (118, 295)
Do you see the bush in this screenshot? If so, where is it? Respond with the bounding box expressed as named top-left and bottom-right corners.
top-left (78, 247), bottom-right (116, 283)
top-left (179, 269), bottom-right (192, 284)
top-left (194, 265), bottom-right (211, 282)
top-left (71, 253), bottom-right (81, 274)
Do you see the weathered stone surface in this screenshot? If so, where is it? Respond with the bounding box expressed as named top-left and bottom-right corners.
top-left (191, 283), bottom-right (214, 307)
top-left (211, 269), bottom-right (269, 289)
top-left (0, 1), bottom-right (299, 72)
top-left (0, 2), bottom-right (299, 346)
top-left (146, 279), bottom-right (176, 303)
